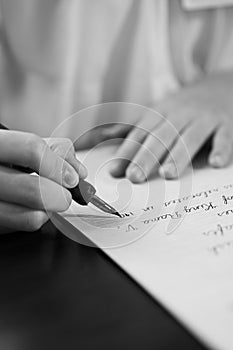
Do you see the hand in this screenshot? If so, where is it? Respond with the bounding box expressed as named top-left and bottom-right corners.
top-left (109, 72), bottom-right (233, 182)
top-left (0, 131), bottom-right (87, 234)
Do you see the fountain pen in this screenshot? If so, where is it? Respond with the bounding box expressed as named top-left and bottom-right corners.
top-left (70, 178), bottom-right (121, 217)
top-left (0, 123), bottom-right (121, 217)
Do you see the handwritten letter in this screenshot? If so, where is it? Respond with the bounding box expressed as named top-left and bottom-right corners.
top-left (62, 146), bottom-right (233, 350)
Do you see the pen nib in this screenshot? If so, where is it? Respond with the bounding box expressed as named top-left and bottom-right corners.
top-left (90, 195), bottom-right (121, 217)
top-left (112, 211), bottom-right (122, 218)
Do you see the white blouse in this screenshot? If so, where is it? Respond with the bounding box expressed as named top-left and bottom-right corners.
top-left (0, 0), bottom-right (233, 138)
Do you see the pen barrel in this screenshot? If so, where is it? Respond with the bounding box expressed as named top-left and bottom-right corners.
top-left (69, 178), bottom-right (96, 205)
top-left (0, 123), bottom-right (8, 130)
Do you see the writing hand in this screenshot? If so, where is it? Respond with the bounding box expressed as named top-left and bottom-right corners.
top-left (0, 131), bottom-right (87, 233)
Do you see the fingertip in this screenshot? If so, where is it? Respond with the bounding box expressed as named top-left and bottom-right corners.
top-left (208, 152), bottom-right (230, 168)
top-left (209, 154), bottom-right (222, 168)
top-left (209, 128), bottom-right (233, 168)
top-left (109, 159), bottom-right (127, 177)
top-left (126, 164), bottom-right (146, 183)
top-left (159, 163), bottom-right (178, 179)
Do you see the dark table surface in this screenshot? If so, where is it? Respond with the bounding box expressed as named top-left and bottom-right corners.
top-left (0, 225), bottom-right (207, 350)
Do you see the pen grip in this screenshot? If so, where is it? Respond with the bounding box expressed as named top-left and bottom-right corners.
top-left (69, 179), bottom-right (96, 205)
top-left (0, 123), bottom-right (96, 205)
top-left (0, 123), bottom-right (7, 130)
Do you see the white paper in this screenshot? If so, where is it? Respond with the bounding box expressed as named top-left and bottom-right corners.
top-left (60, 145), bottom-right (233, 350)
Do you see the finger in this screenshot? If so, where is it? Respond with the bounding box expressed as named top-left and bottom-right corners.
top-left (45, 138), bottom-right (88, 179)
top-left (75, 126), bottom-right (108, 149)
top-left (0, 201), bottom-right (49, 232)
top-left (0, 165), bottom-right (72, 212)
top-left (68, 154), bottom-right (88, 179)
top-left (109, 127), bottom-right (146, 177)
top-left (0, 131), bottom-right (79, 188)
top-left (75, 124), bottom-right (132, 150)
top-left (160, 119), bottom-right (217, 179)
top-left (125, 118), bottom-right (188, 183)
top-left (110, 115), bottom-right (163, 177)
top-left (209, 125), bottom-right (233, 167)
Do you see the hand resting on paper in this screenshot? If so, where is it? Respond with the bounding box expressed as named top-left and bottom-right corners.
top-left (108, 72), bottom-right (233, 182)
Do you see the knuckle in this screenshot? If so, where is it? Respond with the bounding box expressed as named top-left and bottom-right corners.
top-left (25, 134), bottom-right (45, 168)
top-left (56, 138), bottom-right (73, 153)
top-left (143, 135), bottom-right (158, 155)
top-left (129, 126), bottom-right (147, 142)
top-left (63, 138), bottom-right (73, 148)
top-left (25, 211), bottom-right (47, 232)
top-left (63, 139), bottom-right (75, 158)
top-left (49, 155), bottom-right (63, 182)
top-left (154, 123), bottom-right (178, 145)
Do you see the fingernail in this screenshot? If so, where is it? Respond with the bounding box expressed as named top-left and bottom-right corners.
top-left (209, 154), bottom-right (223, 167)
top-left (159, 163), bottom-right (176, 179)
top-left (126, 165), bottom-right (146, 183)
top-left (63, 167), bottom-right (79, 187)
